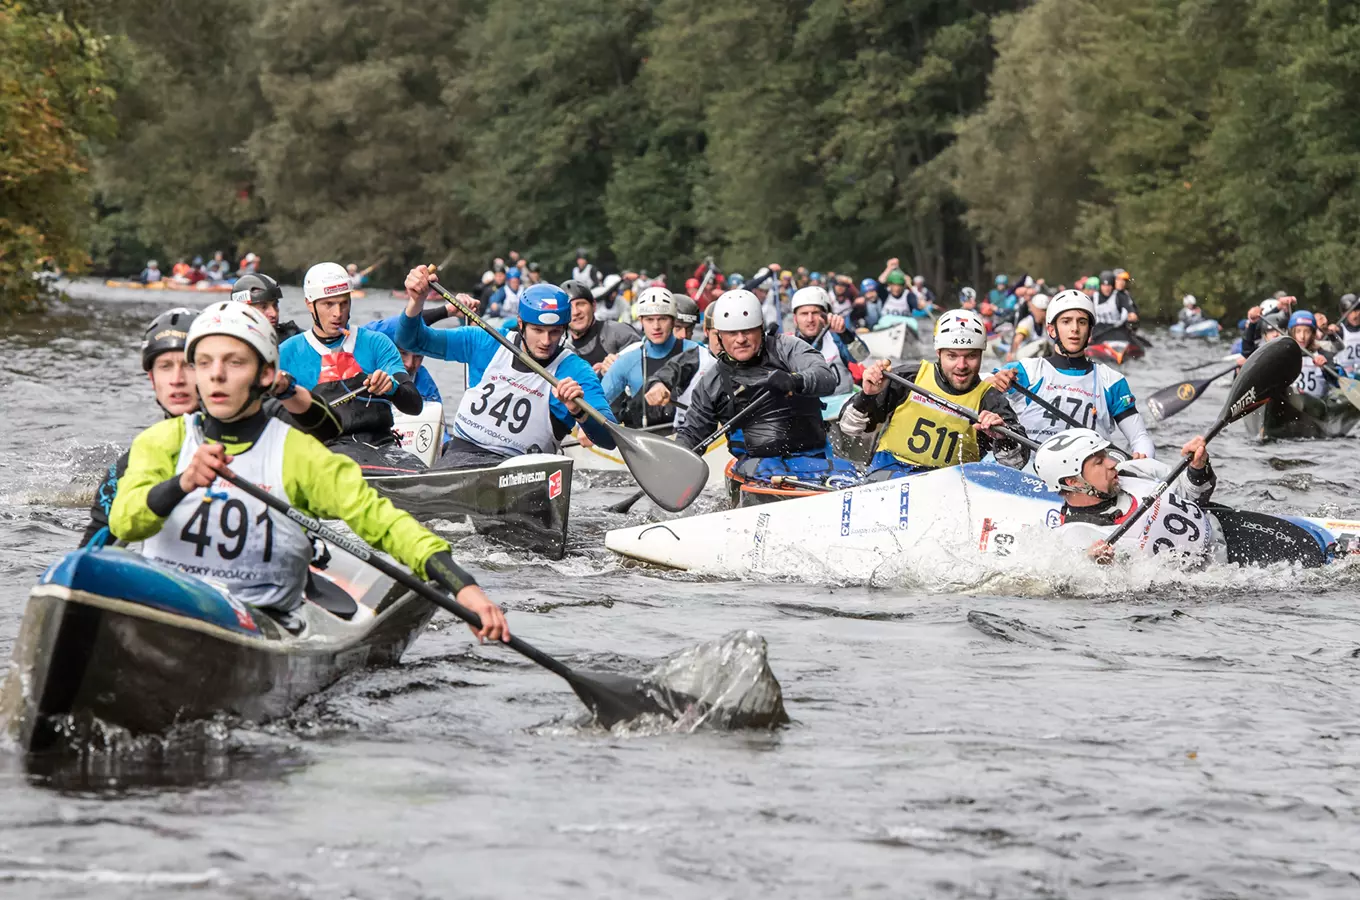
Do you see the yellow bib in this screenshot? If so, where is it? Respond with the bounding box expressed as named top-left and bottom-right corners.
top-left (878, 361), bottom-right (990, 468)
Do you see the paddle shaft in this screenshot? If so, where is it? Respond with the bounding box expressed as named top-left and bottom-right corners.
top-left (1102, 416), bottom-right (1229, 546)
top-left (883, 370), bottom-right (1039, 451)
top-left (218, 471), bottom-right (583, 685)
top-left (427, 280), bottom-right (614, 430)
top-left (1003, 376), bottom-right (1082, 431)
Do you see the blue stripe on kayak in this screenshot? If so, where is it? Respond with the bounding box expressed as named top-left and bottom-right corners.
top-left (959, 462), bottom-right (1059, 500)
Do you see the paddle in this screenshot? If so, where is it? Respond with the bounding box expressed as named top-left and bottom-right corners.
top-left (425, 276), bottom-right (709, 512)
top-left (990, 371), bottom-right (1133, 462)
top-left (1207, 503), bottom-right (1328, 568)
top-left (1143, 366), bottom-right (1238, 424)
top-left (882, 369), bottom-right (1039, 451)
top-left (608, 388), bottom-right (775, 514)
top-left (1184, 354), bottom-right (1242, 374)
top-left (1321, 363), bottom-right (1360, 412)
top-left (218, 471), bottom-right (698, 728)
top-left (1103, 337), bottom-right (1302, 550)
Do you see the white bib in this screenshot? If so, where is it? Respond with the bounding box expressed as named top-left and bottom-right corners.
top-left (1093, 293), bottom-right (1124, 326)
top-left (143, 417), bottom-right (312, 610)
top-left (881, 291), bottom-right (912, 316)
top-left (1335, 324), bottom-right (1360, 373)
top-left (1059, 474), bottom-right (1215, 563)
top-left (1011, 358), bottom-right (1114, 444)
top-left (453, 343), bottom-right (565, 455)
top-left (674, 347), bottom-right (717, 429)
top-left (1292, 354), bottom-right (1328, 399)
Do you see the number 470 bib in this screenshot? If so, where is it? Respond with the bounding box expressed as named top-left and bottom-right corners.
top-left (452, 344), bottom-right (563, 455)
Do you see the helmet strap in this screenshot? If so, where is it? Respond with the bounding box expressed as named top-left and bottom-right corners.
top-left (1065, 473), bottom-right (1117, 501)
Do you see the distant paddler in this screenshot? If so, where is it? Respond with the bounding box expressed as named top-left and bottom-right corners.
top-left (1329, 292), bottom-right (1360, 375)
top-left (231, 272), bottom-right (303, 341)
top-left (598, 286), bottom-right (708, 428)
top-left (278, 261), bottom-right (426, 469)
top-left (986, 289), bottom-right (1156, 458)
top-left (561, 278), bottom-right (639, 375)
top-left (398, 265), bottom-right (618, 469)
top-left (788, 286), bottom-right (858, 394)
top-left (839, 309), bottom-right (1029, 478)
top-left (1285, 310), bottom-right (1340, 413)
top-left (1035, 428), bottom-right (1215, 565)
top-left (107, 301), bottom-right (508, 639)
top-left (670, 288), bottom-right (852, 484)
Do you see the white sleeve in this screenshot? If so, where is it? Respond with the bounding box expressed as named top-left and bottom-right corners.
top-left (1116, 410), bottom-right (1156, 458)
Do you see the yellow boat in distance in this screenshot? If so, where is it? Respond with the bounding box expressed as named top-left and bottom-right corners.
top-left (103, 279), bottom-right (366, 299)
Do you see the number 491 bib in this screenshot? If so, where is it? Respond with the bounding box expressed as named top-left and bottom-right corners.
top-left (452, 343), bottom-right (564, 455)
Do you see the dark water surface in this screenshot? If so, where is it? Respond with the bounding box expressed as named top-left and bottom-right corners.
top-left (1, 282), bottom-right (1357, 898)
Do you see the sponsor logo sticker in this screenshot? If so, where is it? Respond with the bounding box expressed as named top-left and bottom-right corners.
top-left (323, 281), bottom-right (350, 296)
top-left (840, 493), bottom-right (853, 537)
top-left (1176, 383), bottom-right (1195, 402)
top-left (898, 483), bottom-right (910, 529)
top-left (498, 470), bottom-right (546, 489)
top-left (548, 469), bottom-right (563, 500)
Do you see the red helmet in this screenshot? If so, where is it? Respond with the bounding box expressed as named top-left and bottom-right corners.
top-left (685, 278), bottom-right (700, 292)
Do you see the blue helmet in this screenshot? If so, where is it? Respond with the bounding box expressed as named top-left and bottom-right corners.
top-left (809, 271), bottom-right (823, 283)
top-left (518, 283), bottom-right (570, 326)
top-left (728, 273), bottom-right (745, 288)
top-left (859, 277), bottom-right (877, 294)
top-left (507, 266), bottom-right (522, 280)
top-left (1288, 310), bottom-right (1316, 330)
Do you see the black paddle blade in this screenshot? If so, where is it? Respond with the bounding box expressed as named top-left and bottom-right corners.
top-left (608, 488), bottom-right (647, 514)
top-left (1145, 369), bottom-right (1233, 424)
top-left (1221, 338), bottom-right (1303, 422)
top-left (607, 423), bottom-right (709, 512)
top-left (565, 670), bottom-right (702, 729)
top-left (1212, 508), bottom-right (1328, 568)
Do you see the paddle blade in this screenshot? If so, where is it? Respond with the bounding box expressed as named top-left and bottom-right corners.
top-left (1144, 369), bottom-right (1233, 424)
top-left (608, 423), bottom-right (709, 512)
top-left (565, 669), bottom-right (697, 729)
top-left (1220, 338), bottom-right (1303, 423)
top-left (1338, 373), bottom-right (1360, 413)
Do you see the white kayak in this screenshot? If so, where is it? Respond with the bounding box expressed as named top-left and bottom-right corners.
top-left (391, 401), bottom-right (445, 467)
top-left (605, 462), bottom-right (1360, 579)
top-left (855, 318), bottom-right (919, 360)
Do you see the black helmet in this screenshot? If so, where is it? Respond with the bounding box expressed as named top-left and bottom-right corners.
top-left (1099, 269), bottom-right (1116, 285)
top-left (560, 279), bottom-right (593, 302)
top-left (231, 273), bottom-right (283, 305)
top-left (141, 307), bottom-right (198, 371)
top-left (1260, 311), bottom-right (1288, 336)
top-left (1341, 292), bottom-right (1359, 314)
top-left (574, 247), bottom-right (589, 259)
top-left (675, 294), bottom-right (700, 326)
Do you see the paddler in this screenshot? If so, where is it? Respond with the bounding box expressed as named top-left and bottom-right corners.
top-left (1005, 292), bottom-right (1049, 361)
top-left (1285, 310), bottom-right (1339, 413)
top-left (673, 294), bottom-right (702, 342)
top-left (789, 286), bottom-right (856, 394)
top-left (561, 278), bottom-right (638, 375)
top-left (1034, 428), bottom-right (1215, 565)
top-left (397, 267), bottom-right (618, 469)
top-left (671, 288), bottom-right (852, 483)
top-left (277, 261), bottom-right (426, 467)
top-left (987, 289), bottom-right (1156, 458)
top-left (599, 287), bottom-right (705, 428)
top-left (108, 302), bottom-right (508, 639)
top-left (231, 273), bottom-right (302, 341)
top-left (82, 307), bottom-right (338, 548)
top-left (839, 310), bottom-right (1029, 477)
top-left (1330, 293), bottom-right (1360, 374)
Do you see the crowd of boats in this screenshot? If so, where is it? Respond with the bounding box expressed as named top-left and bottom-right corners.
top-left (4, 256), bottom-right (1359, 755)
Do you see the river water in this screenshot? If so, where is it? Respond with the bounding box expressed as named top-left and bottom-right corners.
top-left (1, 282), bottom-right (1357, 899)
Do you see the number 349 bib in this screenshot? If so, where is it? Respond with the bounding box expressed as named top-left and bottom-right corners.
top-left (452, 344), bottom-right (563, 455)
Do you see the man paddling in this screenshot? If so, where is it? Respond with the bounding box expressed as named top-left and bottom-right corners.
top-left (108, 301), bottom-right (508, 640)
top-left (670, 288), bottom-right (851, 484)
top-left (278, 262), bottom-right (426, 467)
top-left (231, 273), bottom-right (302, 341)
top-left (1285, 310), bottom-right (1339, 415)
top-left (598, 287), bottom-right (705, 428)
top-left (1331, 293), bottom-right (1360, 375)
top-left (1034, 428), bottom-right (1215, 565)
top-left (82, 308), bottom-right (337, 548)
top-left (789, 286), bottom-right (857, 394)
top-left (840, 310), bottom-right (1029, 477)
top-left (987, 289), bottom-right (1156, 458)
top-left (561, 278), bottom-right (638, 375)
top-left (397, 267), bottom-right (618, 468)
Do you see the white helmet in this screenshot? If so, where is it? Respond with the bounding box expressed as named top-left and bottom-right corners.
top-left (186, 300), bottom-right (279, 366)
top-left (592, 273), bottom-right (623, 300)
top-left (934, 309), bottom-right (987, 351)
top-left (1259, 298), bottom-right (1280, 316)
top-left (1029, 292), bottom-right (1050, 311)
top-left (710, 289), bottom-right (764, 332)
top-left (1033, 428), bottom-right (1111, 493)
top-left (1045, 289), bottom-right (1096, 327)
top-left (635, 286), bottom-right (677, 318)
top-left (791, 285), bottom-right (831, 313)
top-left (1182, 294), bottom-right (1198, 309)
top-left (303, 262), bottom-right (352, 303)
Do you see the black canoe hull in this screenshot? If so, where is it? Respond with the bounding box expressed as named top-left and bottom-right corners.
top-left (1243, 393), bottom-right (1360, 441)
top-left (368, 455), bottom-right (573, 559)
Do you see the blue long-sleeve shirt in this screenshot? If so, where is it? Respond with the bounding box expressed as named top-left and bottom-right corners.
top-left (395, 312), bottom-right (617, 449)
top-left (278, 327), bottom-right (404, 397)
top-left (361, 314), bottom-right (443, 403)
top-left (599, 335), bottom-right (702, 403)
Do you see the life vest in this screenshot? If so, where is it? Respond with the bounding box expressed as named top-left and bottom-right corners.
top-left (452, 339), bottom-right (565, 456)
top-left (674, 347), bottom-right (716, 429)
top-left (877, 361), bottom-right (989, 468)
top-left (1292, 351), bottom-right (1328, 399)
top-left (143, 416), bottom-right (313, 611)
top-left (881, 289), bottom-right (912, 317)
top-left (1093, 292), bottom-right (1125, 326)
top-left (303, 330), bottom-right (394, 437)
top-left (1061, 475), bottom-right (1214, 562)
top-left (1010, 357), bottom-right (1116, 444)
top-left (1335, 321), bottom-right (1360, 373)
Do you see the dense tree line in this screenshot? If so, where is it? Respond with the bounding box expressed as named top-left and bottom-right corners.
top-left (7, 0), bottom-right (1360, 317)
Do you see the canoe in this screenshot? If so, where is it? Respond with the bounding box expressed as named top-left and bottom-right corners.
top-left (605, 462), bottom-right (1358, 578)
top-left (391, 402), bottom-right (447, 467)
top-left (366, 454), bottom-right (573, 560)
top-left (722, 455), bottom-right (863, 509)
top-left (103, 279), bottom-right (167, 290)
top-left (856, 318), bottom-right (919, 360)
top-left (561, 428), bottom-right (734, 489)
top-left (0, 544), bottom-right (435, 754)
top-left (1242, 390), bottom-right (1360, 441)
top-left (1170, 319), bottom-right (1222, 340)
top-left (164, 280), bottom-right (236, 293)
top-left (1087, 339), bottom-right (1144, 366)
